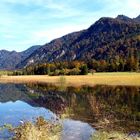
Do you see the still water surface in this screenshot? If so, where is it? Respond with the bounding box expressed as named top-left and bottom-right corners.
top-left (0, 83), bottom-right (139, 139)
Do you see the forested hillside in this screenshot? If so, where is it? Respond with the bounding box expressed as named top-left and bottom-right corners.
top-left (16, 15), bottom-right (140, 74)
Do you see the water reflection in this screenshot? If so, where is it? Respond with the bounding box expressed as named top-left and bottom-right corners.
top-left (0, 101), bottom-right (55, 126)
top-left (25, 83), bottom-right (140, 133)
top-left (0, 84), bottom-right (94, 140)
top-left (0, 83), bottom-right (139, 137)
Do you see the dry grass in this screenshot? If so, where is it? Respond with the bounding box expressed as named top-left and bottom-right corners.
top-left (91, 131), bottom-right (140, 140)
top-left (12, 117), bottom-right (61, 140)
top-left (0, 72), bottom-right (140, 86)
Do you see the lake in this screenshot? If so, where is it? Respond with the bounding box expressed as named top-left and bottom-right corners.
top-left (0, 83), bottom-right (139, 139)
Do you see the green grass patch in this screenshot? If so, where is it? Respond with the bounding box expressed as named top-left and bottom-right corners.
top-left (0, 70), bottom-right (13, 76)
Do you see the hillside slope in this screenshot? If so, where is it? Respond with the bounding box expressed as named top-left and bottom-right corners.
top-left (18, 15), bottom-right (140, 68)
top-left (0, 45), bottom-right (41, 70)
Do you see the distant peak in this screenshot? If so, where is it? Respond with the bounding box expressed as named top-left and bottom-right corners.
top-left (95, 17), bottom-right (114, 24)
top-left (98, 17), bottom-right (113, 21)
top-left (133, 14), bottom-right (140, 22)
top-left (116, 15), bottom-right (132, 21)
top-left (136, 15), bottom-right (140, 20)
top-left (117, 14), bottom-right (128, 18)
top-left (136, 15), bottom-right (140, 18)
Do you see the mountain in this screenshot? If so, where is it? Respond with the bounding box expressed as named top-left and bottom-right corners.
top-left (116, 15), bottom-right (133, 22)
top-left (0, 15), bottom-right (140, 70)
top-left (20, 45), bottom-right (41, 61)
top-left (134, 15), bottom-right (140, 22)
top-left (18, 15), bottom-right (140, 68)
top-left (116, 15), bottom-right (140, 23)
top-left (0, 50), bottom-right (21, 70)
top-left (0, 45), bottom-right (41, 70)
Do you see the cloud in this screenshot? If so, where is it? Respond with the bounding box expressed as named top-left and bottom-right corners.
top-left (31, 24), bottom-right (87, 42)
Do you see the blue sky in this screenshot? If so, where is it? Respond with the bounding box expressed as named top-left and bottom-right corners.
top-left (0, 0), bottom-right (140, 52)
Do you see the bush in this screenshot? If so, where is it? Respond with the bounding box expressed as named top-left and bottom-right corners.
top-left (12, 117), bottom-right (61, 140)
top-left (69, 68), bottom-right (81, 75)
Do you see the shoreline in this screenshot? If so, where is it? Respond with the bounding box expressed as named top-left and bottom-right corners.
top-left (0, 72), bottom-right (140, 86)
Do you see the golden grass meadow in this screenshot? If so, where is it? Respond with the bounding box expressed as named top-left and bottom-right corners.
top-left (0, 72), bottom-right (140, 86)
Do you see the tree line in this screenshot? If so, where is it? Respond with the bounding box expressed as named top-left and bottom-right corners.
top-left (13, 55), bottom-right (139, 76)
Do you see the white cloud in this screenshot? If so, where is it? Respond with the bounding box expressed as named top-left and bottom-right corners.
top-left (25, 24), bottom-right (88, 46)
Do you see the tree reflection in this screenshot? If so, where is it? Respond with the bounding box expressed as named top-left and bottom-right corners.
top-left (0, 83), bottom-right (139, 133)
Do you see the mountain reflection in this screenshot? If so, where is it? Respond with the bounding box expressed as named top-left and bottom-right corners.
top-left (0, 83), bottom-right (139, 133)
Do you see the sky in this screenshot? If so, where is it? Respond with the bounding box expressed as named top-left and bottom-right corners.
top-left (0, 0), bottom-right (140, 52)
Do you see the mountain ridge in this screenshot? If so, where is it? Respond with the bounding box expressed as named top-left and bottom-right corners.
top-left (0, 45), bottom-right (41, 70)
top-left (0, 14), bottom-right (140, 70)
top-left (18, 14), bottom-right (140, 68)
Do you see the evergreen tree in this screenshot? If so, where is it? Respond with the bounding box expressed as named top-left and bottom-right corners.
top-left (80, 65), bottom-right (88, 75)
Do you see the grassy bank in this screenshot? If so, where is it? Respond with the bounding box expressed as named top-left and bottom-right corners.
top-left (10, 117), bottom-right (61, 140)
top-left (91, 131), bottom-right (139, 140)
top-left (0, 72), bottom-right (140, 86)
top-left (0, 117), bottom-right (61, 140)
